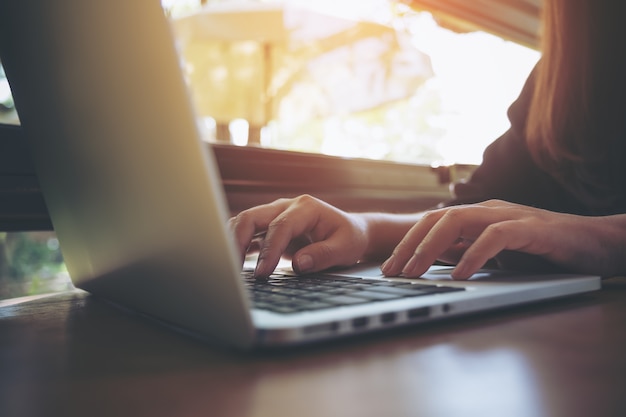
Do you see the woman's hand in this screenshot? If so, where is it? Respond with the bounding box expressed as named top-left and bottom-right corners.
top-left (228, 195), bottom-right (371, 278)
top-left (230, 196), bottom-right (626, 280)
top-left (381, 199), bottom-right (626, 279)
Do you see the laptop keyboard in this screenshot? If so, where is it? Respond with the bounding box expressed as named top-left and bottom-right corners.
top-left (242, 271), bottom-right (466, 315)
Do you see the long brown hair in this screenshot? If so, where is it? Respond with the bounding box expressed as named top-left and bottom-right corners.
top-left (525, 0), bottom-right (626, 189)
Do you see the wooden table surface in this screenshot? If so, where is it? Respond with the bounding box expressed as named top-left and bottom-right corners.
top-left (2, 277), bottom-right (626, 417)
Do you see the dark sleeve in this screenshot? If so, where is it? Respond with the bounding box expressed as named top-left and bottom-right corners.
top-left (444, 65), bottom-right (590, 215)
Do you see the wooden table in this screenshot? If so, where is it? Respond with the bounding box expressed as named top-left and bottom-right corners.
top-left (2, 277), bottom-right (626, 417)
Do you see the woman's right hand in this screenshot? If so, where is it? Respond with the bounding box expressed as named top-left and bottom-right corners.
top-left (228, 195), bottom-right (371, 278)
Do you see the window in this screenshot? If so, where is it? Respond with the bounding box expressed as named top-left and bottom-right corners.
top-left (167, 0), bottom-right (539, 165)
top-left (0, 64), bottom-right (18, 125)
top-left (0, 0), bottom-right (540, 301)
top-left (1, 0), bottom-right (540, 164)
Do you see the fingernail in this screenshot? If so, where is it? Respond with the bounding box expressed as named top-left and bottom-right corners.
top-left (402, 254), bottom-right (420, 277)
top-left (381, 255), bottom-right (395, 274)
top-left (451, 261), bottom-right (469, 280)
top-left (254, 258), bottom-right (268, 278)
top-left (296, 254), bottom-right (313, 274)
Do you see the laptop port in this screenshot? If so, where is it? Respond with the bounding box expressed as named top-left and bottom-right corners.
top-left (380, 312), bottom-right (397, 324)
top-left (407, 307), bottom-right (430, 320)
top-left (303, 322), bottom-right (339, 335)
top-left (352, 317), bottom-right (369, 329)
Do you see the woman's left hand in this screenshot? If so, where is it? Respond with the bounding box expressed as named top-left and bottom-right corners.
top-left (380, 199), bottom-right (626, 279)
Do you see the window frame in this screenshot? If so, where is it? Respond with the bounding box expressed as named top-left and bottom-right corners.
top-left (403, 0), bottom-right (542, 49)
top-left (0, 123), bottom-right (467, 231)
top-left (4, 0), bottom-right (549, 230)
top-left (0, 124), bottom-right (51, 231)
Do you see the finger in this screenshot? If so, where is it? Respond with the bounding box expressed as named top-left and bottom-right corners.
top-left (291, 229), bottom-right (363, 274)
top-left (400, 206), bottom-right (511, 278)
top-left (437, 239), bottom-right (472, 265)
top-left (228, 199), bottom-right (292, 262)
top-left (381, 208), bottom-right (448, 276)
top-left (254, 201), bottom-right (322, 277)
top-left (452, 220), bottom-right (536, 279)
top-left (244, 232), bottom-right (266, 255)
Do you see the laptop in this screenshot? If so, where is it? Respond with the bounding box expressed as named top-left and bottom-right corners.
top-left (0, 1), bottom-right (600, 349)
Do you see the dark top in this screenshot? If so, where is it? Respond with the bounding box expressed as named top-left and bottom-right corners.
top-left (441, 65), bottom-right (626, 272)
top-left (447, 66), bottom-right (626, 216)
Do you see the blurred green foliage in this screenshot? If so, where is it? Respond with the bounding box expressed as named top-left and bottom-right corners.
top-left (0, 232), bottom-right (71, 300)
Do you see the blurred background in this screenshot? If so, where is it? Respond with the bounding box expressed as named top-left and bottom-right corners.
top-left (0, 0), bottom-right (540, 301)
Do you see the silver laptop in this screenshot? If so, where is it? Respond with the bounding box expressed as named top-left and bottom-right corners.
top-left (0, 0), bottom-right (600, 349)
